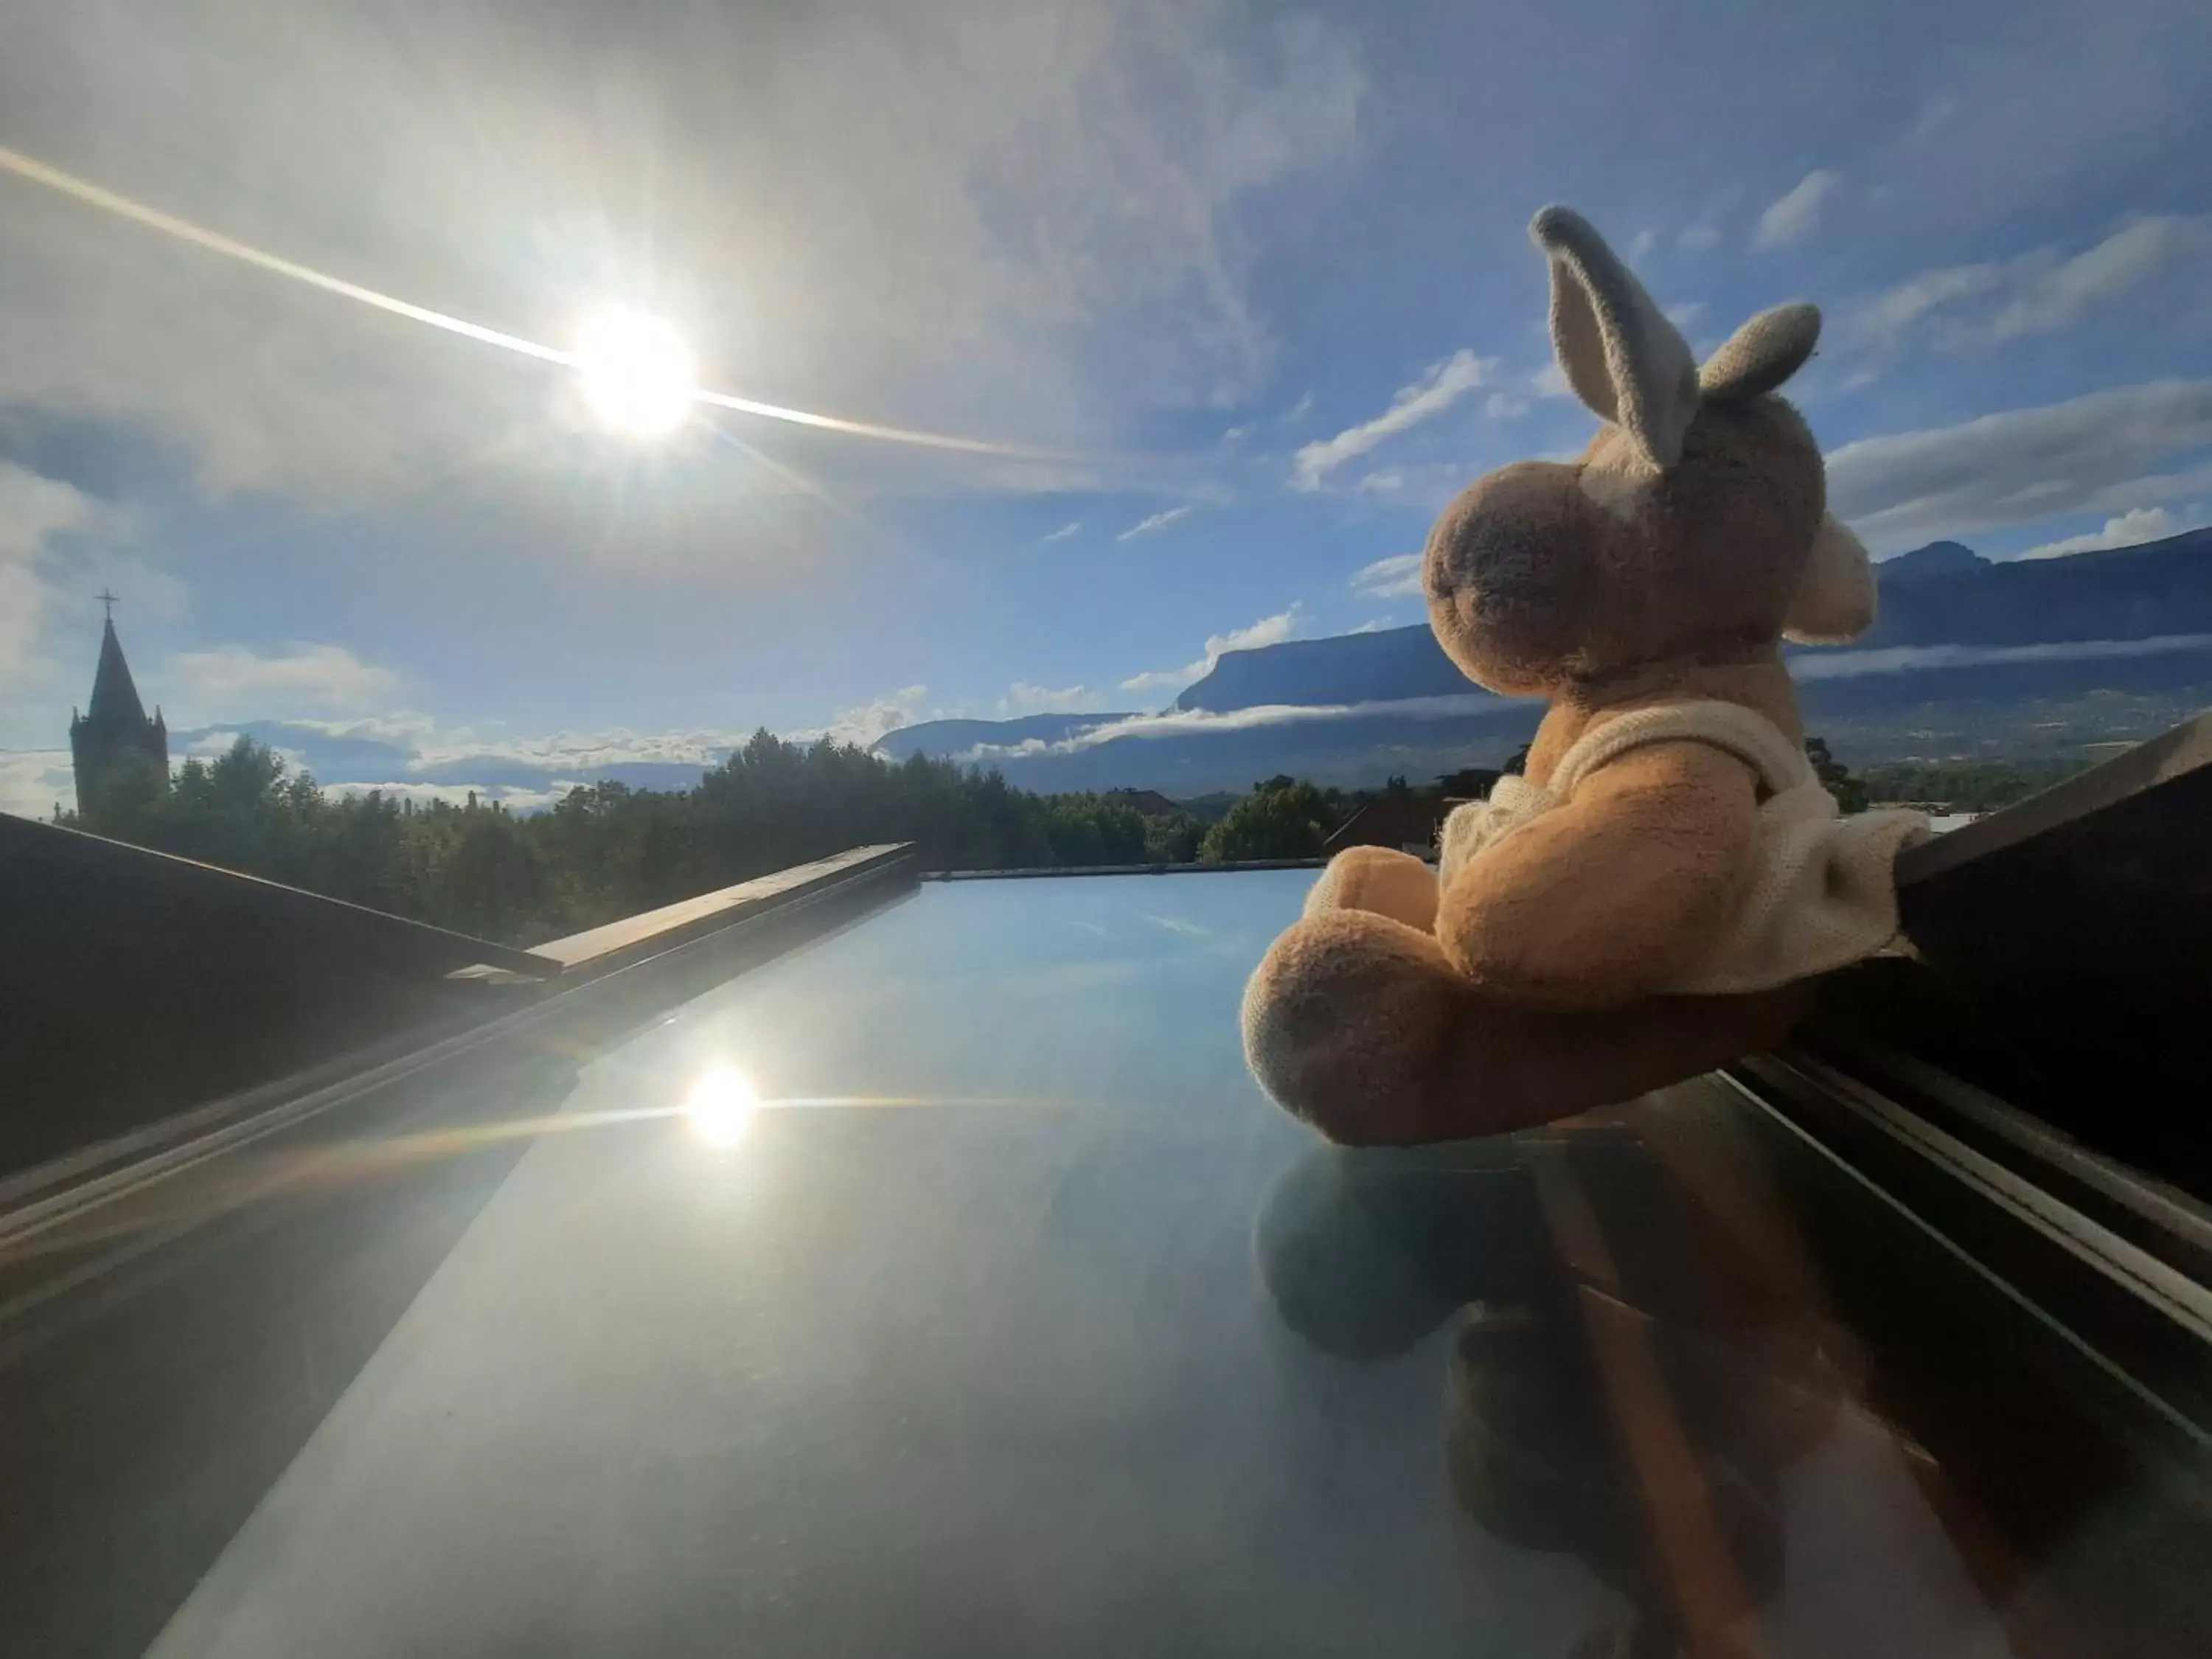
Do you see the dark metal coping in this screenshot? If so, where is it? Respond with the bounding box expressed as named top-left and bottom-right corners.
top-left (1728, 1051), bottom-right (2212, 1446)
top-left (493, 843), bottom-right (911, 978)
top-left (0, 844), bottom-right (916, 1224)
top-left (1896, 709), bottom-right (2212, 886)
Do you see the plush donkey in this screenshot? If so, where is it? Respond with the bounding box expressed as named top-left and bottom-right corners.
top-left (1242, 206), bottom-right (1925, 1145)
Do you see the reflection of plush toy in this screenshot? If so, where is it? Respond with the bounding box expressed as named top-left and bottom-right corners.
top-left (1242, 207), bottom-right (1926, 1145)
top-left (1254, 1128), bottom-right (1843, 1657)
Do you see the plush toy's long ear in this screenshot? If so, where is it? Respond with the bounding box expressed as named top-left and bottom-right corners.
top-left (1531, 205), bottom-right (1700, 470)
top-left (1701, 303), bottom-right (1820, 401)
top-left (1784, 514), bottom-right (1877, 644)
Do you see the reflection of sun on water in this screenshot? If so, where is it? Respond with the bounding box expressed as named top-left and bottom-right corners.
top-left (574, 306), bottom-right (696, 437)
top-left (685, 1067), bottom-right (759, 1149)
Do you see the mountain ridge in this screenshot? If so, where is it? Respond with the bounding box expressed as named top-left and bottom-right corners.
top-left (1161, 524), bottom-right (2212, 714)
top-left (873, 527), bottom-right (2212, 793)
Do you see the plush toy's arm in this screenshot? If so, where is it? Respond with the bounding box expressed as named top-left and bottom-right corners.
top-left (1303, 844), bottom-right (1440, 931)
top-left (1436, 742), bottom-right (1761, 1011)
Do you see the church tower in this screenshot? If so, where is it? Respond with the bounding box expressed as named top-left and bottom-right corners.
top-left (69, 594), bottom-right (168, 816)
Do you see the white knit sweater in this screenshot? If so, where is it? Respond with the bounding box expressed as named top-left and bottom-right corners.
top-left (1437, 700), bottom-right (1929, 995)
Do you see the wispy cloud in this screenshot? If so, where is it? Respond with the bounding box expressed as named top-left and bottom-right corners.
top-left (1627, 229), bottom-right (1658, 261)
top-left (1848, 217), bottom-right (2212, 355)
top-left (2017, 506), bottom-right (2190, 560)
top-left (1039, 521), bottom-right (1082, 545)
top-left (1291, 349), bottom-right (1493, 490)
top-left (1754, 170), bottom-right (1842, 250)
top-left (956, 689), bottom-right (1503, 763)
top-left (1825, 377), bottom-right (2212, 549)
top-left (1279, 391), bottom-right (1315, 425)
top-left (1992, 217), bottom-right (2212, 338)
top-left (1350, 553), bottom-right (1422, 599)
top-left (1119, 605), bottom-right (1303, 695)
top-left (1791, 634), bottom-right (2212, 679)
top-left (1116, 504), bottom-right (1196, 542)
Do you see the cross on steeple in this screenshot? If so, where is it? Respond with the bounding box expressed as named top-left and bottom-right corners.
top-left (97, 588), bottom-right (119, 622)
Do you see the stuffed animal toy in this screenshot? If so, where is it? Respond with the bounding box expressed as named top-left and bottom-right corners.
top-left (1242, 206), bottom-right (1927, 1146)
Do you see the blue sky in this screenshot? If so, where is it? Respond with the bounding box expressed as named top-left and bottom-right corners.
top-left (4, 0), bottom-right (2211, 813)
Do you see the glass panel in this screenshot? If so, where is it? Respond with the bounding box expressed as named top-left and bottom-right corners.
top-left (145, 873), bottom-right (2212, 1658)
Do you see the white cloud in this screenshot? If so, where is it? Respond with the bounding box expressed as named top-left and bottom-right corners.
top-left (1279, 391), bottom-right (1315, 425)
top-left (1530, 362), bottom-right (1572, 399)
top-left (1677, 223), bottom-right (1722, 254)
top-left (1627, 229), bottom-right (1658, 261)
top-left (0, 747), bottom-right (75, 819)
top-left (1663, 301), bottom-right (1706, 330)
top-left (1039, 521), bottom-right (1082, 545)
top-left (1483, 391), bottom-right (1530, 420)
top-left (0, 462), bottom-right (127, 684)
top-left (0, 465), bottom-right (89, 681)
top-left (998, 681), bottom-right (1103, 715)
top-left (1119, 605), bottom-right (1301, 695)
top-left (1116, 504), bottom-right (1196, 542)
top-left (1848, 217), bottom-right (2212, 355)
top-left (1221, 425), bottom-right (1252, 443)
top-left (1291, 349), bottom-right (1493, 490)
top-left (1824, 378), bottom-right (2212, 549)
top-left (1754, 170), bottom-right (1842, 250)
top-left (406, 724), bottom-right (747, 775)
top-left (1351, 553), bottom-right (1422, 599)
top-left (162, 643), bottom-right (406, 723)
top-left (2017, 507), bottom-right (2189, 560)
top-left (1347, 618), bottom-right (1394, 634)
top-left (796, 685), bottom-right (928, 747)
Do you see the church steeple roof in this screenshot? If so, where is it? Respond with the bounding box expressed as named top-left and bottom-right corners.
top-left (87, 617), bottom-right (150, 728)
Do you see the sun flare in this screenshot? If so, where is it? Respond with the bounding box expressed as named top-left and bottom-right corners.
top-left (574, 306), bottom-right (697, 437)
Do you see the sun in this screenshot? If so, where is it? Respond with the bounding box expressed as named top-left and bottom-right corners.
top-left (684, 1066), bottom-right (759, 1149)
top-left (574, 306), bottom-right (697, 438)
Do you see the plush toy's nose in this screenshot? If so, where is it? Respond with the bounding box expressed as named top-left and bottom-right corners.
top-left (1422, 460), bottom-right (1604, 695)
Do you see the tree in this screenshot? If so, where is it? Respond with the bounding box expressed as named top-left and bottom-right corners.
top-left (434, 807), bottom-right (555, 941)
top-left (1200, 777), bottom-right (1335, 862)
top-left (1143, 811), bottom-right (1204, 864)
top-left (1804, 737), bottom-right (1868, 813)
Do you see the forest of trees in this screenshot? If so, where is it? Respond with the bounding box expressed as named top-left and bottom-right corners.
top-left (63, 731), bottom-right (1239, 945)
top-left (60, 726), bottom-right (1980, 949)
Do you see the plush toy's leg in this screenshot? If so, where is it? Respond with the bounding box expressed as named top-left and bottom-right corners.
top-left (1303, 844), bottom-right (1440, 931)
top-left (1243, 908), bottom-right (1506, 1144)
top-left (1242, 908), bottom-right (1809, 1146)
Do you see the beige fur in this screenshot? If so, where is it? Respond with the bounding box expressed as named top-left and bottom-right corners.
top-left (1243, 206), bottom-right (1903, 1145)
